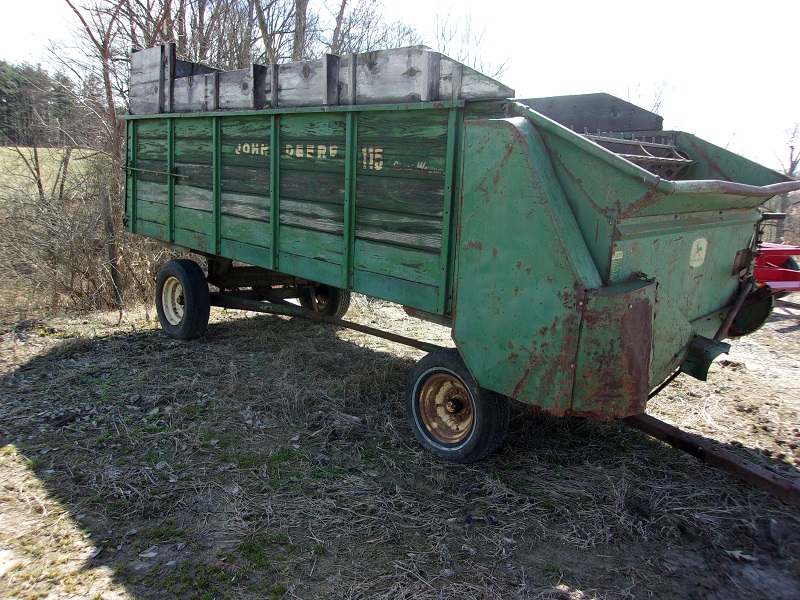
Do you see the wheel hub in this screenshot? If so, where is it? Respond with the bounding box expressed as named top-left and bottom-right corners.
top-left (419, 372), bottom-right (474, 445)
top-left (161, 276), bottom-right (186, 326)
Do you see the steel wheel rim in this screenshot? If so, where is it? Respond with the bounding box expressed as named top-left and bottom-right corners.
top-left (161, 276), bottom-right (185, 326)
top-left (419, 372), bottom-right (474, 445)
top-left (311, 285), bottom-right (331, 311)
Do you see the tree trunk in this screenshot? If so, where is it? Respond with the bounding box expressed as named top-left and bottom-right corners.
top-left (292, 0), bottom-right (309, 61)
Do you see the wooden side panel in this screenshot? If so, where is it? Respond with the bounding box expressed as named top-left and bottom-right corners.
top-left (174, 118), bottom-right (213, 235)
top-left (130, 46), bottom-right (164, 115)
top-left (352, 109), bottom-right (447, 307)
top-left (173, 73), bottom-right (218, 112)
top-left (278, 113), bottom-right (346, 274)
top-left (218, 65), bottom-right (268, 110)
top-left (133, 120), bottom-right (169, 233)
top-left (220, 116), bottom-right (272, 248)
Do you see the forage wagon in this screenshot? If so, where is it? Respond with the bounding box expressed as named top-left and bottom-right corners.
top-left (123, 44), bottom-right (800, 463)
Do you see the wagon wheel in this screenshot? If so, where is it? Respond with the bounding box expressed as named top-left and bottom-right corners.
top-left (299, 284), bottom-right (351, 319)
top-left (406, 349), bottom-right (509, 463)
top-left (155, 259), bottom-right (210, 340)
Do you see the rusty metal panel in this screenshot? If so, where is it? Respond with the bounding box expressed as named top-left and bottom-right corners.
top-left (571, 280), bottom-right (655, 418)
top-left (453, 117), bottom-right (601, 413)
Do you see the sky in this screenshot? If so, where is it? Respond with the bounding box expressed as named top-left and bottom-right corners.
top-left (2, 0), bottom-right (798, 171)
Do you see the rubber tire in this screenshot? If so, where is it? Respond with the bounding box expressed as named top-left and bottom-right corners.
top-left (299, 284), bottom-right (351, 319)
top-left (406, 349), bottom-right (510, 464)
top-left (155, 259), bottom-right (210, 340)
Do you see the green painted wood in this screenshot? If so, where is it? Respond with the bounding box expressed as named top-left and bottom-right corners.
top-left (357, 176), bottom-right (444, 217)
top-left (167, 118), bottom-right (175, 242)
top-left (136, 138), bottom-right (168, 160)
top-left (355, 207), bottom-right (442, 252)
top-left (221, 191), bottom-right (269, 221)
top-left (136, 180), bottom-right (169, 205)
top-left (129, 121), bottom-right (137, 233)
top-left (353, 269), bottom-right (439, 313)
top-left (136, 118), bottom-right (169, 137)
top-left (221, 213), bottom-right (269, 246)
top-left (175, 185), bottom-right (213, 211)
top-left (280, 225), bottom-right (343, 264)
top-left (174, 116), bottom-right (213, 139)
top-left (277, 252), bottom-right (343, 288)
top-left (358, 110), bottom-right (449, 140)
top-left (270, 114), bottom-right (280, 269)
top-left (174, 206), bottom-right (213, 233)
top-left (343, 111), bottom-right (357, 287)
top-left (280, 113), bottom-right (346, 138)
top-left (437, 107), bottom-right (460, 313)
top-left (220, 239), bottom-right (271, 268)
top-left (137, 199), bottom-right (169, 225)
top-left (220, 165), bottom-right (270, 194)
top-left (213, 116), bottom-right (222, 254)
top-left (353, 239), bottom-right (439, 288)
top-left (137, 219), bottom-right (168, 240)
top-left (280, 198), bottom-right (343, 234)
top-left (280, 170), bottom-right (344, 203)
top-left (175, 227), bottom-right (212, 253)
top-left (135, 159), bottom-right (169, 182)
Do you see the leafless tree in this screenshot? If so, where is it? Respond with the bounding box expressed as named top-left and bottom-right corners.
top-left (433, 10), bottom-right (506, 79)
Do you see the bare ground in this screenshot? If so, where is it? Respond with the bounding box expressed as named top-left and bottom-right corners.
top-left (1, 296), bottom-right (799, 599)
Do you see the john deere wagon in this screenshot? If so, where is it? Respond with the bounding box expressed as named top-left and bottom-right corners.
top-left (123, 44), bottom-right (800, 463)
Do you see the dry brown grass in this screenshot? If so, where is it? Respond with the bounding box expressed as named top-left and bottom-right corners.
top-left (1, 298), bottom-right (799, 599)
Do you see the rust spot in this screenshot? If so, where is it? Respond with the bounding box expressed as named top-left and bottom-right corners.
top-left (465, 240), bottom-right (483, 251)
top-left (515, 260), bottom-right (522, 269)
top-left (492, 247), bottom-right (498, 256)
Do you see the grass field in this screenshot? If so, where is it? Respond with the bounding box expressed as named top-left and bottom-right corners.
top-left (0, 146), bottom-right (80, 195)
top-left (1, 297), bottom-right (798, 599)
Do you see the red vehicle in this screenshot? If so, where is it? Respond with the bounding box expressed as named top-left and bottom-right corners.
top-left (754, 243), bottom-right (800, 293)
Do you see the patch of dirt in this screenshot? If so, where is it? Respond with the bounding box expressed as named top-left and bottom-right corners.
top-left (1, 297), bottom-right (799, 599)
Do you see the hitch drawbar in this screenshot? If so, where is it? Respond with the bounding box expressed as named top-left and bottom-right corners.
top-left (625, 413), bottom-right (800, 508)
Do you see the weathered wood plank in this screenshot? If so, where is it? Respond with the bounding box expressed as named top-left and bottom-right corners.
top-left (278, 59), bottom-right (325, 107)
top-left (353, 239), bottom-right (440, 288)
top-left (175, 206), bottom-right (213, 233)
top-left (136, 180), bottom-right (169, 204)
top-left (280, 197), bottom-right (343, 235)
top-left (355, 207), bottom-right (442, 253)
top-left (220, 239), bottom-right (271, 269)
top-left (175, 185), bottom-right (213, 211)
top-left (221, 214), bottom-right (269, 247)
top-left (353, 47), bottom-right (440, 104)
top-left (281, 169), bottom-right (344, 202)
top-left (221, 192), bottom-right (269, 221)
top-left (356, 175), bottom-right (444, 217)
top-left (134, 160), bottom-right (169, 183)
top-left (137, 199), bottom-right (169, 225)
top-left (175, 162), bottom-right (213, 187)
top-left (174, 227), bottom-right (212, 253)
top-left (357, 111), bottom-right (448, 140)
top-left (353, 269), bottom-right (439, 313)
top-left (174, 59), bottom-right (221, 78)
top-left (137, 219), bottom-right (168, 242)
top-left (221, 165), bottom-right (270, 194)
top-left (173, 73), bottom-right (218, 112)
top-left (218, 65), bottom-right (268, 110)
top-left (279, 225), bottom-right (344, 265)
top-left (280, 113), bottom-right (346, 138)
top-left (277, 252), bottom-right (343, 288)
top-left (438, 57), bottom-right (514, 100)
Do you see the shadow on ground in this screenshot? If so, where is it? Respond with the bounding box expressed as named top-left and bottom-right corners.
top-left (1, 310), bottom-right (799, 599)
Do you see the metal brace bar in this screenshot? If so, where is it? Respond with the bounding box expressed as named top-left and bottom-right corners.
top-left (209, 292), bottom-right (445, 354)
